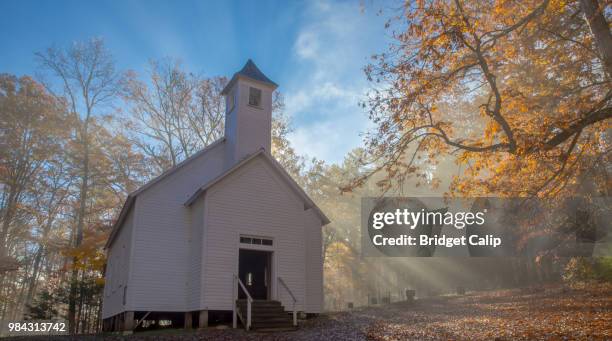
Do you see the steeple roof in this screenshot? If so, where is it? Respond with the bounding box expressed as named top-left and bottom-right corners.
top-left (221, 59), bottom-right (277, 94)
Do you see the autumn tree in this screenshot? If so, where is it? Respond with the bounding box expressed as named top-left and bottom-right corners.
top-left (0, 75), bottom-right (68, 324)
top-left (24, 158), bottom-right (73, 308)
top-left (0, 74), bottom-right (67, 266)
top-left (122, 58), bottom-right (226, 174)
top-left (352, 0), bottom-right (611, 198)
top-left (35, 38), bottom-right (123, 333)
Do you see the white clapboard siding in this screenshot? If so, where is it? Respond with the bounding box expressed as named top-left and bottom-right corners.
top-left (128, 143), bottom-right (225, 312)
top-left (102, 207), bottom-right (134, 318)
top-left (187, 197), bottom-right (205, 311)
top-left (201, 156), bottom-right (322, 312)
top-left (304, 208), bottom-right (324, 313)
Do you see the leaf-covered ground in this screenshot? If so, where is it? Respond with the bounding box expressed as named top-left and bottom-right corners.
top-left (360, 283), bottom-right (612, 341)
top-left (8, 283), bottom-right (611, 340)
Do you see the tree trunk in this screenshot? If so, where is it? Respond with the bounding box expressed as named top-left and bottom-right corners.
top-left (580, 0), bottom-right (612, 78)
top-left (0, 189), bottom-right (18, 259)
top-left (96, 297), bottom-right (102, 333)
top-left (24, 246), bottom-right (44, 308)
top-left (24, 203), bottom-right (57, 309)
top-left (68, 127), bottom-right (90, 334)
top-left (0, 274), bottom-right (9, 322)
top-left (77, 270), bottom-right (86, 333)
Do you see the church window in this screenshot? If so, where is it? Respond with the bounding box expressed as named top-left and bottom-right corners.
top-left (248, 87), bottom-right (262, 107)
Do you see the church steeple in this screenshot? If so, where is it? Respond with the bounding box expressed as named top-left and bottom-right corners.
top-left (222, 60), bottom-right (277, 168)
top-left (221, 59), bottom-right (277, 95)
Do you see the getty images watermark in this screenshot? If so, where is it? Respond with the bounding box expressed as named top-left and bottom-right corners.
top-left (361, 197), bottom-right (611, 257)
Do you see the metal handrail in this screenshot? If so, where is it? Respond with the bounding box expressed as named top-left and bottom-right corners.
top-left (277, 277), bottom-right (298, 326)
top-left (233, 274), bottom-right (252, 330)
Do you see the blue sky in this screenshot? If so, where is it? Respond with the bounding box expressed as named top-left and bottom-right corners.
top-left (0, 0), bottom-right (391, 164)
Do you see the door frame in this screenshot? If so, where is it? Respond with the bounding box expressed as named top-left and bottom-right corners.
top-left (235, 234), bottom-right (276, 301)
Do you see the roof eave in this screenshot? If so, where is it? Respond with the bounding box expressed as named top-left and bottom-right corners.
top-left (221, 74), bottom-right (278, 95)
top-left (105, 138), bottom-right (225, 249)
top-left (129, 138), bottom-right (225, 197)
top-left (184, 150), bottom-right (265, 206)
top-left (105, 195), bottom-right (135, 249)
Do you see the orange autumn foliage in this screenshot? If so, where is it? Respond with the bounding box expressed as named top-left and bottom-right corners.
top-left (355, 0), bottom-right (611, 198)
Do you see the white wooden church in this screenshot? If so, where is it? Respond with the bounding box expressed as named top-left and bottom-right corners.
top-left (102, 60), bottom-right (329, 332)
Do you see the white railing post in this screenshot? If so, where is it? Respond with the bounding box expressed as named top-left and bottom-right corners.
top-left (234, 274), bottom-right (253, 331)
top-left (232, 275), bottom-right (237, 329)
top-left (247, 301), bottom-right (251, 331)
